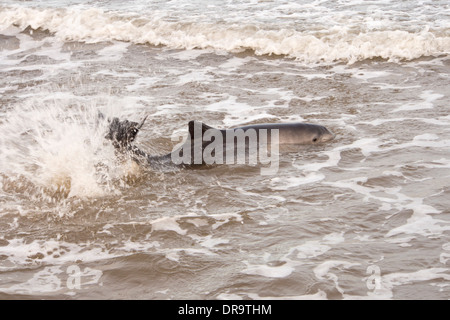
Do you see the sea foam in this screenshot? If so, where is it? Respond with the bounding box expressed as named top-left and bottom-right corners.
top-left (1, 7), bottom-right (449, 64)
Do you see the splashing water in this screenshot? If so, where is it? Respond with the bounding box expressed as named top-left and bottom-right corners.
top-left (0, 98), bottom-right (140, 206)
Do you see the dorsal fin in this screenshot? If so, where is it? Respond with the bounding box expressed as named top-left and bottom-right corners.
top-left (188, 120), bottom-right (215, 139)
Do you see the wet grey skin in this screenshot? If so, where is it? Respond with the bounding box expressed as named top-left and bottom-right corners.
top-left (235, 122), bottom-right (336, 144)
top-left (105, 115), bottom-right (147, 149)
top-left (106, 118), bottom-right (335, 168)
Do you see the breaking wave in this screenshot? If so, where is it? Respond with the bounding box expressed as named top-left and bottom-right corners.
top-left (1, 6), bottom-right (449, 64)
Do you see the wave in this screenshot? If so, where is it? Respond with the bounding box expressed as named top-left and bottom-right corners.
top-left (1, 6), bottom-right (449, 63)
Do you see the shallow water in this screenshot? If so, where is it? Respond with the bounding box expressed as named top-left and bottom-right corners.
top-left (0, 1), bottom-right (449, 299)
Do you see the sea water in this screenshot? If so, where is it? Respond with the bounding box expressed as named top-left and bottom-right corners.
top-left (0, 0), bottom-right (449, 299)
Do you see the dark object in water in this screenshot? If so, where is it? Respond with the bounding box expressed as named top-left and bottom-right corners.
top-left (105, 116), bottom-right (335, 169)
top-left (105, 116), bottom-right (147, 150)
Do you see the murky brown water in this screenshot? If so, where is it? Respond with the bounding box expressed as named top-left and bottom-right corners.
top-left (1, 4), bottom-right (450, 299)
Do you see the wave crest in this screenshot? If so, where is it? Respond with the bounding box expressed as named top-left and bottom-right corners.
top-left (1, 6), bottom-right (449, 63)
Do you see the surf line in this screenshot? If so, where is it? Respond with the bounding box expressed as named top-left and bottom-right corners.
top-left (170, 121), bottom-right (280, 175)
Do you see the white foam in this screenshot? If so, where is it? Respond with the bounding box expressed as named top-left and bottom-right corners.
top-left (299, 73), bottom-right (329, 80)
top-left (288, 233), bottom-right (345, 259)
top-left (205, 95), bottom-right (277, 127)
top-left (210, 212), bottom-right (243, 230)
top-left (97, 41), bottom-right (130, 61)
top-left (292, 241), bottom-right (331, 259)
top-left (359, 268), bottom-right (450, 300)
top-left (241, 232), bottom-right (347, 280)
top-left (0, 265), bottom-right (103, 296)
top-left (0, 266), bottom-right (64, 295)
top-left (0, 238), bottom-right (113, 271)
top-left (1, 7), bottom-right (448, 64)
top-left (385, 134), bottom-right (450, 151)
top-left (441, 243), bottom-right (450, 265)
top-left (175, 68), bottom-right (215, 86)
top-left (269, 172), bottom-right (325, 190)
top-left (292, 149), bottom-right (341, 172)
top-left (392, 90), bottom-right (444, 112)
top-left (386, 215), bottom-right (450, 238)
top-left (415, 158), bottom-right (450, 169)
top-left (298, 95), bottom-right (328, 102)
top-left (291, 137), bottom-right (381, 174)
top-left (0, 98), bottom-right (142, 203)
top-left (126, 76), bottom-right (159, 91)
top-left (185, 218), bottom-right (209, 228)
top-left (151, 216), bottom-right (187, 235)
top-left (216, 293), bottom-right (245, 300)
top-left (162, 248), bottom-right (217, 262)
top-left (244, 290), bottom-right (328, 300)
top-left (93, 70), bottom-right (139, 78)
top-left (218, 56), bottom-right (254, 70)
top-left (241, 260), bottom-right (296, 278)
top-left (147, 212), bottom-right (242, 236)
top-left (323, 232), bottom-right (346, 245)
top-left (236, 187), bottom-right (286, 202)
top-left (359, 115), bottom-right (450, 127)
top-left (167, 49), bottom-right (212, 61)
top-left (0, 84), bottom-right (19, 96)
top-left (189, 235), bottom-right (230, 249)
top-left (384, 236), bottom-right (415, 247)
top-left (313, 260), bottom-right (361, 294)
top-left (325, 173), bottom-right (448, 239)
top-left (352, 70), bottom-right (393, 81)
